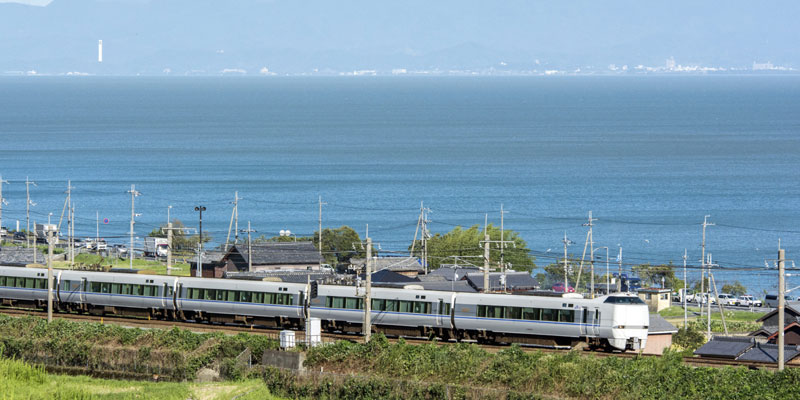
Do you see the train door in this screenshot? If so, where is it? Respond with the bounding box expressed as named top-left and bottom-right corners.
top-left (436, 299), bottom-right (444, 326)
top-left (579, 307), bottom-right (587, 335)
top-left (587, 308), bottom-right (600, 336)
top-left (80, 278), bottom-right (87, 303)
top-left (161, 283), bottom-right (169, 309)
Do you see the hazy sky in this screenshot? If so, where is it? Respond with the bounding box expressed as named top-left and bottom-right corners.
top-left (1, 0), bottom-right (798, 75)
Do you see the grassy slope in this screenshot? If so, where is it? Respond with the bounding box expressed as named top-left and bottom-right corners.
top-left (51, 253), bottom-right (191, 276)
top-left (659, 305), bottom-right (764, 332)
top-left (0, 357), bottom-right (280, 400)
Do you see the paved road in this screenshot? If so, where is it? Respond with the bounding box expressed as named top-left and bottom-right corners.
top-left (671, 300), bottom-right (771, 314)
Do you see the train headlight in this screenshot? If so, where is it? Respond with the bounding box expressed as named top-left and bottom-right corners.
top-left (614, 325), bottom-right (625, 329)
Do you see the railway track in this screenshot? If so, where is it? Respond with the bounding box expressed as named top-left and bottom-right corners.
top-left (0, 307), bottom-right (793, 370)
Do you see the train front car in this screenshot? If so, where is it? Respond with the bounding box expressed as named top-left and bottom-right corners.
top-left (602, 294), bottom-right (649, 351)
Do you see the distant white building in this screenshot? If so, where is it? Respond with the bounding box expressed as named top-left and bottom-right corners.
top-left (753, 61), bottom-right (774, 70)
top-left (665, 56), bottom-right (676, 70)
top-left (98, 40), bottom-right (103, 63)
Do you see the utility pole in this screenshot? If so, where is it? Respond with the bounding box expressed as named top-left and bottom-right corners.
top-left (25, 177), bottom-right (36, 248)
top-left (576, 211), bottom-right (597, 296)
top-left (422, 206), bottom-right (430, 274)
top-left (95, 210), bottom-right (99, 246)
top-left (225, 191), bottom-right (241, 251)
top-left (166, 222), bottom-right (173, 275)
top-left (708, 262), bottom-right (728, 335)
top-left (241, 222), bottom-right (256, 272)
top-left (700, 215), bottom-right (713, 317)
top-left (194, 206), bottom-right (206, 278)
top-left (617, 247), bottom-right (623, 292)
top-left (128, 185), bottom-right (141, 269)
top-left (562, 232), bottom-right (572, 292)
top-left (318, 196), bottom-right (326, 261)
top-left (778, 246), bottom-right (786, 371)
top-left (0, 175), bottom-right (7, 242)
top-left (683, 249), bottom-right (688, 327)
top-left (47, 228), bottom-right (54, 322)
top-left (364, 236), bottom-right (372, 342)
top-left (483, 214), bottom-right (490, 292)
top-left (57, 180), bottom-right (73, 236)
top-left (32, 220), bottom-right (37, 264)
top-left (410, 202), bottom-right (422, 256)
top-left (162, 224), bottom-right (195, 276)
top-left (69, 206), bottom-right (75, 269)
top-left (500, 204), bottom-right (509, 292)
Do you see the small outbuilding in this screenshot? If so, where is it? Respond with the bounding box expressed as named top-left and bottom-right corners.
top-left (641, 314), bottom-right (679, 355)
top-left (637, 288), bottom-right (672, 313)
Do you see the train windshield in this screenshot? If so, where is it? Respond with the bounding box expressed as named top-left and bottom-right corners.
top-left (604, 296), bottom-right (645, 305)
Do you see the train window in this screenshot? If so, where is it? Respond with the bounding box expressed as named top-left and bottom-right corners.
top-left (203, 289), bottom-right (215, 300)
top-left (252, 292), bottom-right (263, 303)
top-left (276, 293), bottom-right (286, 305)
top-left (216, 291), bottom-right (225, 301)
top-left (37, 279), bottom-right (47, 289)
top-left (121, 284), bottom-right (132, 295)
top-left (558, 310), bottom-right (575, 322)
top-left (522, 308), bottom-right (539, 320)
top-left (413, 302), bottom-right (429, 314)
top-left (382, 299), bottom-right (396, 312)
top-left (398, 301), bottom-right (413, 313)
top-left (505, 307), bottom-right (522, 320)
top-left (477, 305), bottom-right (486, 318)
top-left (110, 283), bottom-right (121, 294)
top-left (603, 296), bottom-right (645, 305)
top-left (489, 306), bottom-right (504, 319)
top-left (226, 291), bottom-right (238, 302)
top-left (0, 276), bottom-right (5, 286)
top-left (146, 285), bottom-right (157, 297)
top-left (287, 294), bottom-right (294, 305)
top-left (541, 309), bottom-right (557, 322)
top-left (25, 278), bottom-right (35, 288)
top-left (345, 297), bottom-right (360, 310)
top-left (439, 301), bottom-right (451, 315)
top-left (91, 282), bottom-right (101, 293)
top-left (240, 291), bottom-right (251, 302)
top-left (372, 298), bottom-right (385, 311)
top-left (101, 283), bottom-right (111, 293)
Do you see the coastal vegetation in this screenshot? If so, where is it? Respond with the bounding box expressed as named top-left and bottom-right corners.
top-left (411, 224), bottom-right (535, 271)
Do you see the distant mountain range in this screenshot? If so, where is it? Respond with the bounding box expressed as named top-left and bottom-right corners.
top-left (1, 0), bottom-right (798, 75)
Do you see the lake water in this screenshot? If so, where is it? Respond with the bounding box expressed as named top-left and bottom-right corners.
top-left (1, 76), bottom-right (799, 295)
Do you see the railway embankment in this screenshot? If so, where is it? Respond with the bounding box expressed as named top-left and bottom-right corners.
top-left (3, 314), bottom-right (800, 399)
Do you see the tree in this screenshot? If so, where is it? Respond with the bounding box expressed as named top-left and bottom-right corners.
top-left (721, 281), bottom-right (747, 297)
top-left (632, 263), bottom-right (682, 289)
top-left (410, 224), bottom-right (535, 271)
top-left (147, 219), bottom-right (210, 253)
top-left (249, 226), bottom-right (366, 265)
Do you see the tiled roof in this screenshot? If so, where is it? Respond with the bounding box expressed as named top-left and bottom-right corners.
top-left (0, 246), bottom-right (46, 266)
top-left (648, 314), bottom-right (678, 334)
top-left (756, 304), bottom-right (800, 323)
top-left (229, 242), bottom-right (322, 265)
top-left (428, 266), bottom-right (481, 281)
top-left (350, 256), bottom-right (424, 272)
top-left (367, 269), bottom-right (419, 284)
top-left (694, 336), bottom-right (754, 359)
top-left (737, 342), bottom-right (800, 363)
top-left (464, 272), bottom-right (540, 291)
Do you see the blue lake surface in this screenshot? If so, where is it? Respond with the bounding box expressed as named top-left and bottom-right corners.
top-left (1, 76), bottom-right (799, 295)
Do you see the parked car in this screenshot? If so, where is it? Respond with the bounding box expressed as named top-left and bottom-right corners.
top-left (551, 283), bottom-right (575, 293)
top-left (112, 244), bottom-right (127, 257)
top-left (693, 293), bottom-right (711, 304)
top-left (714, 293), bottom-right (737, 306)
top-left (675, 289), bottom-right (693, 303)
top-left (735, 295), bottom-right (763, 307)
top-left (765, 294), bottom-right (795, 308)
top-left (12, 231), bottom-right (26, 241)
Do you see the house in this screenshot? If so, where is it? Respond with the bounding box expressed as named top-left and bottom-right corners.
top-left (765, 322), bottom-right (800, 346)
top-left (0, 246), bottom-right (46, 267)
top-left (463, 272), bottom-right (539, 293)
top-left (224, 242), bottom-right (322, 272)
top-left (750, 305), bottom-right (800, 339)
top-left (694, 335), bottom-right (800, 364)
top-left (642, 314), bottom-right (679, 355)
top-left (349, 256), bottom-right (424, 278)
top-left (188, 251), bottom-right (227, 278)
top-left (637, 288), bottom-right (672, 313)
top-left (428, 265), bottom-right (481, 281)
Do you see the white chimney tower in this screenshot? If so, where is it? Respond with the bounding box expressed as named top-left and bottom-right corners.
top-left (98, 40), bottom-right (103, 63)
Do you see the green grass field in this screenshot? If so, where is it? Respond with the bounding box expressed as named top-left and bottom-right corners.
top-left (659, 305), bottom-right (765, 332)
top-left (0, 357), bottom-right (280, 400)
top-left (51, 254), bottom-right (191, 276)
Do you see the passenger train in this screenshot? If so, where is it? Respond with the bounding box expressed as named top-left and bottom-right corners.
top-left (0, 265), bottom-right (649, 351)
